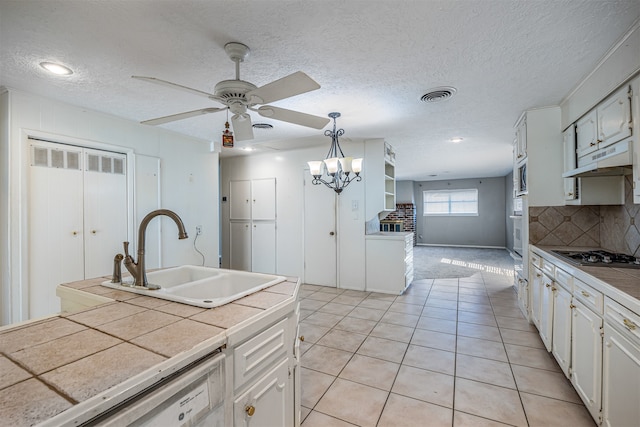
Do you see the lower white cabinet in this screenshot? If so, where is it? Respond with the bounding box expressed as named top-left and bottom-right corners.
top-left (551, 284), bottom-right (572, 378)
top-left (233, 358), bottom-right (292, 427)
top-left (530, 266), bottom-right (543, 328)
top-left (602, 299), bottom-right (640, 427)
top-left (571, 299), bottom-right (603, 422)
top-left (539, 274), bottom-right (554, 352)
top-left (516, 274), bottom-right (528, 318)
top-left (230, 221), bottom-right (276, 274)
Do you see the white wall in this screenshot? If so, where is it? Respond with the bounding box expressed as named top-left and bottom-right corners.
top-left (0, 89), bottom-right (219, 324)
top-left (220, 140), bottom-right (366, 288)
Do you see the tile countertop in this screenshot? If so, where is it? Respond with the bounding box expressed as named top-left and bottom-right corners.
top-left (0, 274), bottom-right (300, 427)
top-left (534, 245), bottom-right (640, 315)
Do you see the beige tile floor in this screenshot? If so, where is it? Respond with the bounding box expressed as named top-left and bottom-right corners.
top-left (299, 271), bottom-right (596, 427)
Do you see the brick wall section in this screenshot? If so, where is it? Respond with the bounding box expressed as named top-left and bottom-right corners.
top-left (384, 203), bottom-right (417, 246)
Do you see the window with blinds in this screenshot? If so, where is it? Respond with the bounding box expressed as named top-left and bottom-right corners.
top-left (423, 189), bottom-right (478, 216)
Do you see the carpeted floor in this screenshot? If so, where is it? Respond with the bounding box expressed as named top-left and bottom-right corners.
top-left (412, 246), bottom-right (515, 279)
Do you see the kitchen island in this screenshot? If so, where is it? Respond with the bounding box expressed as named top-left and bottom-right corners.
top-left (0, 273), bottom-right (300, 426)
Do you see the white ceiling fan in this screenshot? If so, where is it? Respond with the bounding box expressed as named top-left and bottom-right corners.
top-left (133, 42), bottom-right (330, 141)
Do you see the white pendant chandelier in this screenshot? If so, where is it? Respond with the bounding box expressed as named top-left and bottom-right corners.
top-left (307, 112), bottom-right (363, 194)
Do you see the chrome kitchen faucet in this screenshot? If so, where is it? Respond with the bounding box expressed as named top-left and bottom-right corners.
top-left (122, 209), bottom-right (188, 288)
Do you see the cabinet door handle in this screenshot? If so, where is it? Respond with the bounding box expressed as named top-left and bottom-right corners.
top-left (299, 335), bottom-right (305, 342)
top-left (245, 405), bottom-right (255, 416)
top-left (545, 283), bottom-right (551, 288)
top-left (581, 291), bottom-right (590, 298)
top-left (329, 231), bottom-right (335, 236)
top-left (623, 318), bottom-right (637, 331)
top-left (536, 273), bottom-right (541, 278)
top-left (590, 142), bottom-right (597, 146)
top-left (569, 304), bottom-right (576, 309)
top-left (91, 229), bottom-right (97, 235)
top-left (551, 286), bottom-right (557, 292)
top-left (72, 231), bottom-right (78, 236)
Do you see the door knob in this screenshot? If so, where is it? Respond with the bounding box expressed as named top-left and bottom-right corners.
top-left (245, 405), bottom-right (255, 416)
top-left (329, 231), bottom-right (335, 236)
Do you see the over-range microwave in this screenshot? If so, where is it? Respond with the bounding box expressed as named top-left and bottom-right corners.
top-left (515, 161), bottom-right (527, 196)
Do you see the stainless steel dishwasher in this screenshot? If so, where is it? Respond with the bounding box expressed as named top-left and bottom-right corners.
top-left (85, 351), bottom-right (225, 426)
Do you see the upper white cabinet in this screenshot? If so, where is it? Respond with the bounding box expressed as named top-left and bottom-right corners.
top-left (515, 116), bottom-right (527, 161)
top-left (563, 125), bottom-right (578, 201)
top-left (576, 85), bottom-right (632, 159)
top-left (230, 179), bottom-right (276, 221)
top-left (365, 139), bottom-right (396, 220)
top-left (514, 107), bottom-right (564, 207)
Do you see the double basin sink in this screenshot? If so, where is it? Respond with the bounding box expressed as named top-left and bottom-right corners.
top-left (101, 265), bottom-right (286, 308)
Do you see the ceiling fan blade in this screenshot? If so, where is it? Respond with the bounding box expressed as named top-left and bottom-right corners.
top-left (141, 107), bottom-right (225, 125)
top-left (248, 71), bottom-right (320, 104)
top-left (132, 76), bottom-right (216, 99)
top-left (258, 106), bottom-right (330, 129)
top-left (231, 113), bottom-right (255, 141)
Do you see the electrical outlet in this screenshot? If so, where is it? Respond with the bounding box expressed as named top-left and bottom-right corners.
top-left (196, 226), bottom-right (202, 235)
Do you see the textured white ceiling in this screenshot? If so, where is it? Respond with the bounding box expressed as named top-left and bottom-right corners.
top-left (1, 0), bottom-right (639, 181)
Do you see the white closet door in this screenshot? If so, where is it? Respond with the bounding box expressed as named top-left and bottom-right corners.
top-left (252, 222), bottom-right (276, 274)
top-left (29, 142), bottom-right (84, 318)
top-left (83, 149), bottom-right (128, 279)
top-left (230, 221), bottom-right (252, 271)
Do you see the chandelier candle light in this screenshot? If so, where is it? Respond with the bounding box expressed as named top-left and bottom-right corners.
top-left (307, 112), bottom-right (363, 194)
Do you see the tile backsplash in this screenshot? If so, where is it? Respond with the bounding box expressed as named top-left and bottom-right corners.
top-left (529, 176), bottom-right (640, 257)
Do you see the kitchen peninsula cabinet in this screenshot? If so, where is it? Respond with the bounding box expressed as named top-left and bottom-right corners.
top-left (365, 232), bottom-right (413, 294)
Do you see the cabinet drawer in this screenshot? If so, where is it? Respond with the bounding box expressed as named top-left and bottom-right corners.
top-left (605, 298), bottom-right (640, 347)
top-left (554, 267), bottom-right (572, 291)
top-left (530, 252), bottom-right (543, 269)
top-left (574, 279), bottom-right (604, 315)
top-left (234, 318), bottom-right (288, 389)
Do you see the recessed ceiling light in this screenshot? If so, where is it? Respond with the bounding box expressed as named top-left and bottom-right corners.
top-left (40, 62), bottom-right (73, 75)
top-left (240, 147), bottom-right (254, 151)
top-left (449, 137), bottom-right (464, 143)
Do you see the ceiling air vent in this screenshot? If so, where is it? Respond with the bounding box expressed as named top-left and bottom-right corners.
top-left (421, 86), bottom-right (457, 103)
top-left (252, 123), bottom-right (273, 129)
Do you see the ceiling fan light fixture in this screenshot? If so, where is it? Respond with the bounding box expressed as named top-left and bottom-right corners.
top-left (40, 61), bottom-right (73, 75)
top-left (421, 86), bottom-right (457, 103)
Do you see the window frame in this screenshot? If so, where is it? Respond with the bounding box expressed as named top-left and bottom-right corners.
top-left (423, 188), bottom-right (479, 217)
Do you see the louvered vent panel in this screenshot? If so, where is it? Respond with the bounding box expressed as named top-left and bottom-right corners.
top-left (113, 158), bottom-right (124, 174)
top-left (87, 154), bottom-right (100, 172)
top-left (67, 151), bottom-right (80, 170)
top-left (51, 150), bottom-right (64, 168)
top-left (33, 147), bottom-right (49, 167)
top-left (101, 156), bottom-right (112, 173)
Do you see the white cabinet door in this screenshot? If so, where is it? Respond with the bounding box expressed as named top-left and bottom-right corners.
top-left (571, 300), bottom-right (603, 422)
top-left (234, 358), bottom-right (292, 427)
top-left (539, 275), bottom-right (554, 352)
top-left (515, 117), bottom-right (527, 161)
top-left (83, 149), bottom-right (128, 279)
top-left (597, 85), bottom-right (632, 149)
top-left (576, 110), bottom-right (599, 158)
top-left (230, 180), bottom-right (252, 220)
top-left (562, 125), bottom-right (578, 201)
top-left (602, 324), bottom-right (640, 427)
top-left (230, 222), bottom-right (252, 271)
top-left (252, 222), bottom-right (276, 274)
top-left (251, 178), bottom-right (276, 220)
top-left (530, 266), bottom-right (543, 328)
top-left (552, 285), bottom-right (572, 377)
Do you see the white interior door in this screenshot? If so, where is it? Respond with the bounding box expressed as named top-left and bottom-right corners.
top-left (303, 173), bottom-right (337, 287)
top-left (29, 142), bottom-right (84, 318)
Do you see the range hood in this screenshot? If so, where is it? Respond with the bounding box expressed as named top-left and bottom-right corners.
top-left (562, 140), bottom-right (633, 178)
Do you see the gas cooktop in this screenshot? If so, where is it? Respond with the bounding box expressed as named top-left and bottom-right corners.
top-left (552, 250), bottom-right (640, 269)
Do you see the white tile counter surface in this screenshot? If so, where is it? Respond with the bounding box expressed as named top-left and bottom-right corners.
top-left (365, 231), bottom-right (414, 240)
top-left (534, 245), bottom-right (640, 314)
top-left (0, 274), bottom-right (299, 427)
